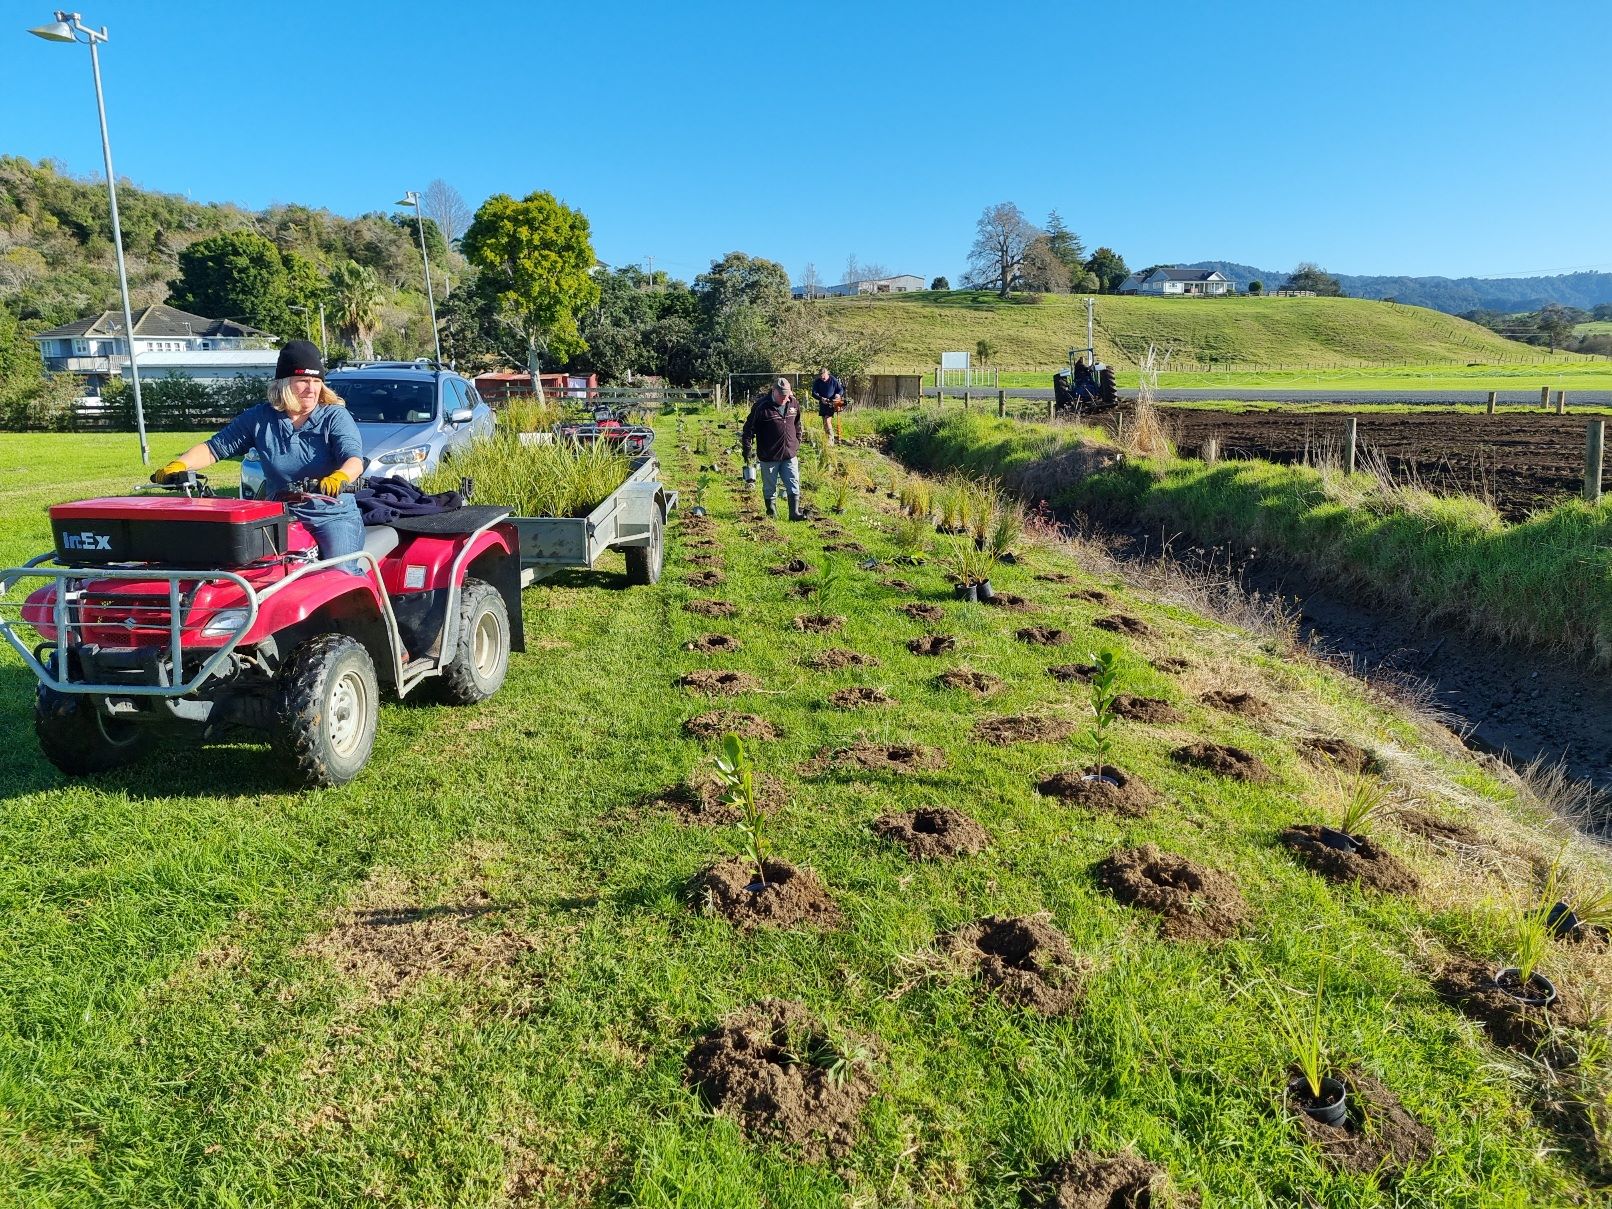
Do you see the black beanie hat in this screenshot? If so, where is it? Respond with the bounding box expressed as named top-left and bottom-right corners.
top-left (275, 338), bottom-right (324, 379)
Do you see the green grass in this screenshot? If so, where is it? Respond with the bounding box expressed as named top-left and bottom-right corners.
top-left (0, 426), bottom-right (1608, 1204)
top-left (969, 364), bottom-right (1612, 392)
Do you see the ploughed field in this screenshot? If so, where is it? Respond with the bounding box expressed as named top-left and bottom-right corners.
top-left (1155, 407), bottom-right (1595, 520)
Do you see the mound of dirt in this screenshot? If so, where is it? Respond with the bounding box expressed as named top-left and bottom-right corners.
top-left (769, 559), bottom-right (813, 576)
top-left (1047, 662), bottom-right (1100, 683)
top-left (1016, 626), bottom-right (1072, 646)
top-left (686, 537), bottom-right (717, 549)
top-left (1067, 589), bottom-right (1113, 605)
top-left (907, 634), bottom-right (957, 656)
top-left (937, 668), bottom-right (1003, 696)
top-left (1393, 808), bottom-right (1482, 845)
top-left (687, 858), bottom-right (843, 932)
top-left (1434, 957), bottom-right (1589, 1054)
top-left (828, 686), bottom-right (894, 709)
top-left (899, 602), bottom-right (945, 623)
top-left (1290, 1070), bottom-right (1435, 1180)
top-left (792, 614), bottom-right (845, 633)
top-left (787, 582), bottom-right (816, 599)
top-left (686, 553), bottom-right (720, 568)
top-left (684, 570), bottom-right (726, 588)
top-left (807, 743), bottom-right (947, 775)
top-left (1034, 572), bottom-right (1076, 584)
top-left (682, 711), bottom-right (778, 743)
top-left (1201, 689), bottom-right (1273, 720)
top-left (655, 771), bottom-right (788, 825)
top-left (1172, 741), bottom-right (1272, 782)
top-left (1093, 845), bottom-right (1249, 941)
top-left (678, 670), bottom-right (761, 697)
top-left (1092, 614), bottom-right (1152, 636)
top-left (880, 578), bottom-right (916, 591)
top-left (804, 648), bottom-right (880, 670)
top-left (1297, 735), bottom-right (1380, 773)
top-left (983, 592), bottom-right (1035, 611)
top-left (944, 916), bottom-right (1085, 1015)
top-left (684, 998), bottom-right (873, 1159)
top-left (872, 807), bottom-right (988, 861)
top-left (973, 714), bottom-right (1076, 744)
top-left (684, 634), bottom-right (742, 654)
top-left (1036, 766), bottom-right (1156, 818)
top-left (684, 599), bottom-right (737, 618)
top-left (1029, 1150), bottom-right (1199, 1209)
top-left (822, 541), bottom-right (865, 553)
top-left (1280, 825), bottom-right (1420, 894)
top-left (1112, 695), bottom-right (1184, 724)
top-left (1152, 656), bottom-right (1193, 674)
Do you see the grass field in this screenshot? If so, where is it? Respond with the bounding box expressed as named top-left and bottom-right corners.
top-left (1, 428), bottom-right (1609, 1205)
top-left (971, 364), bottom-right (1612, 392)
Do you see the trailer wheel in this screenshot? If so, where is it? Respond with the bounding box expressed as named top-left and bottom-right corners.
top-left (271, 634), bottom-right (378, 788)
top-left (35, 684), bottom-right (142, 777)
top-left (436, 577), bottom-right (509, 704)
top-left (624, 508), bottom-right (664, 586)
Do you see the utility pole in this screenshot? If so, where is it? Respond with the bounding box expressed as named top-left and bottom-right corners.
top-left (645, 254), bottom-right (655, 291)
top-left (1086, 297), bottom-right (1095, 367)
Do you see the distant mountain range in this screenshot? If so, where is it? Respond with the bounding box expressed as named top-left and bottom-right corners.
top-left (1184, 261), bottom-right (1612, 314)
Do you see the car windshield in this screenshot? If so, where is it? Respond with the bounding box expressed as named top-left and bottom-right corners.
top-left (334, 378), bottom-right (437, 424)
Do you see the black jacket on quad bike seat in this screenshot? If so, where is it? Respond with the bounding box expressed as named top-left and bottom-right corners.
top-left (741, 394), bottom-right (804, 463)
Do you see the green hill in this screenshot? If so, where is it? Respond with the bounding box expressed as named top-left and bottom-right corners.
top-left (820, 291), bottom-right (1583, 372)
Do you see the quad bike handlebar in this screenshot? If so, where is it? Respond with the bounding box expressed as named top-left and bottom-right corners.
top-left (140, 470), bottom-right (215, 498)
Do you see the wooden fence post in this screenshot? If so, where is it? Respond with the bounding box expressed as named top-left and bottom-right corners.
top-left (1541, 386), bottom-right (1551, 410)
top-left (1557, 390), bottom-right (1568, 415)
top-left (997, 389), bottom-right (1006, 418)
top-left (1587, 420), bottom-right (1605, 504)
top-left (1344, 416), bottom-right (1358, 475)
top-left (1486, 391), bottom-right (1497, 415)
top-left (963, 389), bottom-right (971, 410)
top-left (1047, 396), bottom-right (1055, 422)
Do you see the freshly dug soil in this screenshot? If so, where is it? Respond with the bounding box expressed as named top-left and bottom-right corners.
top-left (1393, 808), bottom-right (1483, 845)
top-left (983, 592), bottom-right (1035, 611)
top-left (1297, 735), bottom-right (1380, 773)
top-left (682, 710), bottom-right (779, 741)
top-left (684, 634), bottom-right (742, 654)
top-left (1037, 766), bottom-right (1156, 817)
top-left (1093, 844), bottom-right (1250, 941)
top-left (973, 714), bottom-right (1076, 744)
top-left (684, 599), bottom-right (737, 618)
top-left (1112, 694), bottom-right (1184, 724)
top-left (828, 686), bottom-right (894, 709)
top-left (880, 578), bottom-right (916, 591)
top-left (1280, 825), bottom-right (1420, 894)
top-left (807, 743), bottom-right (947, 775)
top-left (687, 858), bottom-right (843, 932)
top-left (678, 670), bottom-right (761, 696)
top-left (1290, 1070), bottom-right (1435, 1180)
top-left (657, 770), bottom-right (787, 825)
top-left (1201, 689), bottom-right (1273, 720)
top-left (872, 807), bottom-right (988, 860)
top-left (684, 998), bottom-right (872, 1159)
top-left (686, 537), bottom-right (717, 549)
top-left (684, 569), bottom-right (726, 587)
top-left (1016, 626), bottom-right (1072, 646)
top-left (943, 915), bottom-right (1085, 1015)
top-left (899, 602), bottom-right (945, 623)
top-left (1030, 1150), bottom-right (1199, 1209)
top-left (822, 541), bottom-right (865, 553)
top-left (792, 613), bottom-right (846, 633)
top-left (1172, 741), bottom-right (1272, 782)
top-left (907, 634), bottom-right (957, 656)
top-left (787, 582), bottom-right (816, 599)
top-left (686, 553), bottom-right (721, 568)
top-left (769, 558), bottom-right (813, 576)
top-left (804, 648), bottom-right (880, 670)
top-left (1034, 572), bottom-right (1077, 584)
top-left (1047, 662), bottom-right (1100, 683)
top-left (1067, 588), bottom-right (1113, 605)
top-left (937, 668), bottom-right (1003, 696)
top-left (1152, 656), bottom-right (1193, 674)
top-left (1434, 956), bottom-right (1589, 1053)
top-left (1092, 614), bottom-right (1152, 636)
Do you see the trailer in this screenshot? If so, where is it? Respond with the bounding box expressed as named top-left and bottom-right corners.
top-left (509, 452), bottom-right (675, 586)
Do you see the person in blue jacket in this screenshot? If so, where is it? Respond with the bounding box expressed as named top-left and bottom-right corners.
top-left (810, 366), bottom-right (845, 444)
top-left (153, 340), bottom-right (367, 574)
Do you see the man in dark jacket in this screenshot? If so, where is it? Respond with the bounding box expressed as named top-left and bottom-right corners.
top-left (741, 377), bottom-right (805, 520)
top-left (810, 366), bottom-right (845, 444)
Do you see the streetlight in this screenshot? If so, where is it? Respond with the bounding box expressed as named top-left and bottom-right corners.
top-left (395, 191), bottom-right (443, 364)
top-left (29, 10), bottom-right (148, 464)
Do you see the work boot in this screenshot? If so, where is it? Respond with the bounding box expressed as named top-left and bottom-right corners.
top-left (764, 495), bottom-right (776, 518)
top-left (787, 492), bottom-right (804, 522)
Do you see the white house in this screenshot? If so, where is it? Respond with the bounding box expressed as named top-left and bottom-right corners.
top-left (33, 303), bottom-right (276, 395)
top-left (794, 274), bottom-right (925, 299)
top-left (1118, 267), bottom-right (1233, 296)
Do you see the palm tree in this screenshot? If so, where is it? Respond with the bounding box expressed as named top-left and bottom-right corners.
top-left (329, 260), bottom-right (383, 359)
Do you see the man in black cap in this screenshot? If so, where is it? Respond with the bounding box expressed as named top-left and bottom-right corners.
top-left (741, 376), bottom-right (805, 520)
top-left (153, 339), bottom-right (369, 573)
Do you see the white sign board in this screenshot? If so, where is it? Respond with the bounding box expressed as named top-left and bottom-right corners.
top-left (939, 351), bottom-right (970, 370)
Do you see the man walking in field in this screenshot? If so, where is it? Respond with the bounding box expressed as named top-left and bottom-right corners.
top-left (811, 366), bottom-right (845, 444)
top-left (742, 377), bottom-right (806, 521)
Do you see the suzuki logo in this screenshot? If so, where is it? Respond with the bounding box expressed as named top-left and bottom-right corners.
top-left (62, 531), bottom-right (112, 551)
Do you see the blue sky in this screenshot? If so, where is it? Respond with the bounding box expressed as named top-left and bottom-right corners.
top-left (5, 0), bottom-right (1609, 285)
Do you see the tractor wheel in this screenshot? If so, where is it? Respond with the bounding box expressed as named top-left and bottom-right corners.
top-left (436, 577), bottom-right (510, 705)
top-left (271, 634), bottom-right (378, 788)
top-left (624, 508), bottom-right (664, 586)
top-left (35, 685), bottom-right (142, 776)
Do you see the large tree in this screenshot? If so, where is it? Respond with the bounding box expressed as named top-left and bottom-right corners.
top-left (1043, 211), bottom-right (1086, 279)
top-left (694, 251), bottom-right (792, 319)
top-left (421, 179), bottom-right (472, 249)
top-left (328, 260), bottom-right (384, 360)
top-left (967, 203), bottom-right (1040, 297)
top-left (169, 230), bottom-right (297, 336)
top-left (1084, 247), bottom-right (1130, 294)
top-left (1282, 262), bottom-right (1344, 296)
top-left (1018, 236), bottom-right (1070, 293)
top-left (461, 191), bottom-right (600, 395)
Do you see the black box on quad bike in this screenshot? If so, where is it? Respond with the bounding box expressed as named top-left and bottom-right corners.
top-left (50, 497), bottom-right (290, 567)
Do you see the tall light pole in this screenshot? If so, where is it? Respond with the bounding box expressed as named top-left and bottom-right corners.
top-left (29, 10), bottom-right (148, 464)
top-left (395, 191), bottom-right (442, 364)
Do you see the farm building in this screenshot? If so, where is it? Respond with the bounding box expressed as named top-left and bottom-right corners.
top-left (1118, 267), bottom-right (1234, 296)
top-left (794, 274), bottom-right (925, 299)
top-left (474, 371), bottom-right (598, 403)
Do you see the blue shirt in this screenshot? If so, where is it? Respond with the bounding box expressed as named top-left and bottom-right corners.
top-left (811, 374), bottom-right (844, 404)
top-left (206, 403), bottom-right (363, 497)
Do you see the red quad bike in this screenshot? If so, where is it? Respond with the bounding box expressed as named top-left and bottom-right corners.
top-left (0, 471), bottom-right (525, 788)
top-left (554, 404), bottom-right (654, 455)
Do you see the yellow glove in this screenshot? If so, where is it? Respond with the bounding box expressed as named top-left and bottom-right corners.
top-left (152, 459), bottom-right (189, 484)
top-left (318, 469), bottom-right (351, 496)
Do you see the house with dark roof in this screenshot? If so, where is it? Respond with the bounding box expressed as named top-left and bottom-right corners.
top-left (1118, 267), bottom-right (1234, 296)
top-left (32, 303), bottom-right (277, 395)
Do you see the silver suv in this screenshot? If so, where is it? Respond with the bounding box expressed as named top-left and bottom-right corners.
top-left (240, 362), bottom-right (495, 498)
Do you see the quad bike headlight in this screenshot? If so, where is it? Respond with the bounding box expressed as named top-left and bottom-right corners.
top-left (201, 608), bottom-right (250, 637)
top-left (377, 445), bottom-right (431, 465)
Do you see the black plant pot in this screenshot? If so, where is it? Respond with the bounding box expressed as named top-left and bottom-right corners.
top-left (1317, 826), bottom-right (1361, 853)
top-left (973, 536), bottom-right (987, 551)
top-left (690, 505), bottom-right (707, 517)
top-left (1080, 769), bottom-right (1122, 788)
top-left (975, 579), bottom-right (995, 601)
top-left (1546, 901), bottom-right (1582, 938)
top-left (1289, 1074), bottom-right (1348, 1126)
top-left (1494, 966), bottom-right (1557, 1008)
top-left (999, 551), bottom-right (1018, 565)
top-left (743, 881), bottom-right (769, 895)
top-left (954, 582), bottom-right (979, 603)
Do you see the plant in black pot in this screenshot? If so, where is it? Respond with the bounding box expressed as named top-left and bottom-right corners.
top-left (890, 515), bottom-right (931, 566)
top-left (713, 733), bottom-right (769, 892)
top-left (945, 541), bottom-right (997, 602)
top-left (690, 472), bottom-right (713, 518)
top-left (1272, 959), bottom-right (1347, 1126)
top-left (1495, 896), bottom-right (1558, 1007)
top-left (1319, 773), bottom-right (1388, 853)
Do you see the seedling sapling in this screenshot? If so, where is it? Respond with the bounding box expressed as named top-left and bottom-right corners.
top-left (1269, 959), bottom-right (1343, 1122)
top-left (713, 733), bottom-right (768, 888)
top-left (1087, 649), bottom-right (1122, 770)
top-left (812, 557), bottom-right (846, 620)
top-left (1337, 773), bottom-right (1388, 838)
